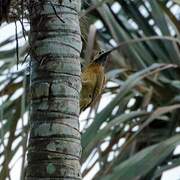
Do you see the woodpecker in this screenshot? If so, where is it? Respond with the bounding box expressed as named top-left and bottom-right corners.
top-left (80, 51), bottom-right (110, 112)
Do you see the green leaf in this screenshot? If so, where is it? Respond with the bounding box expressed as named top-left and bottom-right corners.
top-left (101, 135), bottom-right (180, 180)
top-left (82, 111), bottom-right (148, 160)
top-left (82, 63), bottom-right (176, 151)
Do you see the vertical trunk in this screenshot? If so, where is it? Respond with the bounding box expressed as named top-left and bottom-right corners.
top-left (26, 0), bottom-right (82, 179)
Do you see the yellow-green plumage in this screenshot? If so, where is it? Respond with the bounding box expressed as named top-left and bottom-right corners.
top-left (80, 63), bottom-right (105, 112)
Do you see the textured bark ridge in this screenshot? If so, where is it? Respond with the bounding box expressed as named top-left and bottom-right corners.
top-left (26, 0), bottom-right (82, 179)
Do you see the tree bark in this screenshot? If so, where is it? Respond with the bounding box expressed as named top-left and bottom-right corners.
top-left (26, 0), bottom-right (82, 179)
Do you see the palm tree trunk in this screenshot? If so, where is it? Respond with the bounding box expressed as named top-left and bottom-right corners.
top-left (25, 0), bottom-right (82, 179)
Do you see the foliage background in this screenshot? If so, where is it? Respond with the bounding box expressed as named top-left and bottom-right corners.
top-left (0, 0), bottom-right (180, 179)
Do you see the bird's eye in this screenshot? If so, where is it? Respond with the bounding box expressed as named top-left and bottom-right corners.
top-left (89, 94), bottom-right (92, 98)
